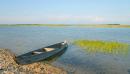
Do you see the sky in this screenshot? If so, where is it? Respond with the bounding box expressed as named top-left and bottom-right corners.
top-left (0, 0), bottom-right (130, 24)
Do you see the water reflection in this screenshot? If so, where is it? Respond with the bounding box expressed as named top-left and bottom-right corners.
top-left (43, 46), bottom-right (68, 63)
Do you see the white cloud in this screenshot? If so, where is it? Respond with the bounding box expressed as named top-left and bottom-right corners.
top-left (0, 15), bottom-right (129, 24)
top-left (92, 16), bottom-right (105, 22)
top-left (44, 15), bottom-right (106, 22)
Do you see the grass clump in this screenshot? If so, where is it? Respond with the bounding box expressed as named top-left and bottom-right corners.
top-left (74, 40), bottom-right (129, 55)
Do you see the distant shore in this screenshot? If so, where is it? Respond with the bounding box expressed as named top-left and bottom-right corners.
top-left (0, 24), bottom-right (130, 28)
top-left (76, 24), bottom-right (130, 28)
top-left (0, 49), bottom-right (66, 74)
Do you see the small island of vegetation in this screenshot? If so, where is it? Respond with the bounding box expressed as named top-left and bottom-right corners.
top-left (74, 40), bottom-right (129, 55)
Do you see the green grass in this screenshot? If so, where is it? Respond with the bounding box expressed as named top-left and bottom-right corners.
top-left (74, 40), bottom-right (129, 55)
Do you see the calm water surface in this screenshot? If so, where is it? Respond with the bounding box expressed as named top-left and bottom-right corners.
top-left (0, 26), bottom-right (130, 74)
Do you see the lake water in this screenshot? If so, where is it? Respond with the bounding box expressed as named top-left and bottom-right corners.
top-left (0, 26), bottom-right (130, 74)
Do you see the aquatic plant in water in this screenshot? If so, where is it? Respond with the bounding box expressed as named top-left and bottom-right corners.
top-left (74, 40), bottom-right (129, 55)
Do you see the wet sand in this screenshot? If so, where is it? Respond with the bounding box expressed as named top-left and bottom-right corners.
top-left (0, 49), bottom-right (66, 74)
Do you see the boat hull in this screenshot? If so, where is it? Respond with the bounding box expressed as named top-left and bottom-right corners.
top-left (15, 42), bottom-right (68, 65)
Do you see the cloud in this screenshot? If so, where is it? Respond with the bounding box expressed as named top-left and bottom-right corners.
top-left (44, 15), bottom-right (106, 22)
top-left (92, 16), bottom-right (105, 22)
top-left (0, 15), bottom-right (129, 24)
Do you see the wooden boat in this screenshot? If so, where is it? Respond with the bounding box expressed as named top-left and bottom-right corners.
top-left (15, 41), bottom-right (68, 65)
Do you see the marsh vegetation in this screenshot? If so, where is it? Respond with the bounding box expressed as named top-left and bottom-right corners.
top-left (74, 40), bottom-right (129, 55)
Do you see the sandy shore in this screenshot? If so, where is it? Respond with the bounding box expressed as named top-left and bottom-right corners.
top-left (0, 49), bottom-right (66, 74)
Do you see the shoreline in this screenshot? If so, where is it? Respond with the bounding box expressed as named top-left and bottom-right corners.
top-left (0, 24), bottom-right (130, 28)
top-left (0, 49), bottom-right (66, 74)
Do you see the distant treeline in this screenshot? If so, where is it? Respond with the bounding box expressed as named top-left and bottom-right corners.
top-left (107, 24), bottom-right (120, 25)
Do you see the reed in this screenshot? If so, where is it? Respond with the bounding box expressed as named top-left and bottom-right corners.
top-left (74, 40), bottom-right (129, 55)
